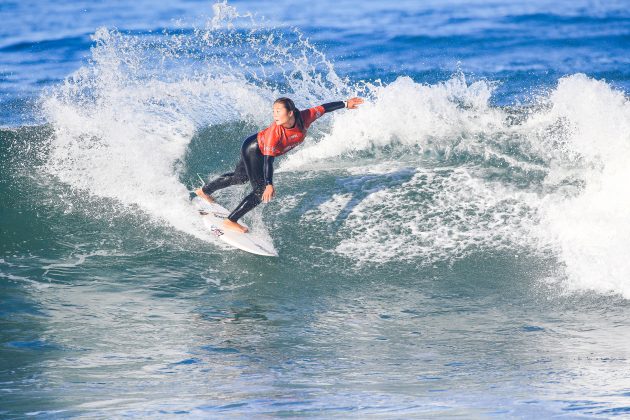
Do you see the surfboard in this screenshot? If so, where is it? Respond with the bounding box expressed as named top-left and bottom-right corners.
top-left (192, 196), bottom-right (278, 257)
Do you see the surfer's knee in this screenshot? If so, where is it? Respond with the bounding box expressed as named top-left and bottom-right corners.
top-left (227, 192), bottom-right (261, 222)
top-left (251, 190), bottom-right (264, 205)
top-left (252, 181), bottom-right (266, 197)
top-left (252, 189), bottom-right (265, 203)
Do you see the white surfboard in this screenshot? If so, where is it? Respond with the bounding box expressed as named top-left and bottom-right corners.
top-left (192, 197), bottom-right (278, 257)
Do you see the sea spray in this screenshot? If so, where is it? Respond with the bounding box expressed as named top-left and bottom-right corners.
top-left (41, 1), bottom-right (352, 240)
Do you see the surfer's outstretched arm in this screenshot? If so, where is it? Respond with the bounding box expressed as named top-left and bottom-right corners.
top-left (321, 97), bottom-right (364, 113)
top-left (321, 101), bottom-right (346, 112)
top-left (301, 97), bottom-right (364, 127)
top-left (328, 97), bottom-right (364, 111)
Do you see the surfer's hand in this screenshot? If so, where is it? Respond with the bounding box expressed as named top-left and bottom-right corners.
top-left (262, 185), bottom-right (275, 203)
top-left (346, 97), bottom-right (364, 109)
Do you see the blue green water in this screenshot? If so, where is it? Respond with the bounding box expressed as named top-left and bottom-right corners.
top-left (2, 0), bottom-right (630, 417)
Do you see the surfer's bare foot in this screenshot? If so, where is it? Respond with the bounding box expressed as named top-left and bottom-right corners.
top-left (195, 188), bottom-right (215, 203)
top-left (223, 219), bottom-right (248, 233)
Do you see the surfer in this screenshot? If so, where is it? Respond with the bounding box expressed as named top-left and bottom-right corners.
top-left (195, 96), bottom-right (364, 233)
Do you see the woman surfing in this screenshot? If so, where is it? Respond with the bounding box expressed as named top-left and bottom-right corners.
top-left (195, 96), bottom-right (364, 233)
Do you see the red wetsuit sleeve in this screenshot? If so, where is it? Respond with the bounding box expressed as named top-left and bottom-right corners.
top-left (300, 105), bottom-right (326, 129)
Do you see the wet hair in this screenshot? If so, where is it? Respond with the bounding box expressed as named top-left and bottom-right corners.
top-left (274, 97), bottom-right (304, 131)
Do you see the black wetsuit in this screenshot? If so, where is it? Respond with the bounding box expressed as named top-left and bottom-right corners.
top-left (201, 101), bottom-right (345, 222)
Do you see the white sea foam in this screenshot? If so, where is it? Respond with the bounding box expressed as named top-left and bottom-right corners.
top-left (280, 73), bottom-right (503, 170)
top-left (332, 165), bottom-right (540, 265)
top-left (532, 75), bottom-right (630, 298)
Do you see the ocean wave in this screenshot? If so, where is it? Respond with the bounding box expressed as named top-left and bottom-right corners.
top-left (27, 1), bottom-right (630, 298)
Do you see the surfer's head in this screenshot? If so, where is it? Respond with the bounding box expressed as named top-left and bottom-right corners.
top-left (273, 97), bottom-right (304, 130)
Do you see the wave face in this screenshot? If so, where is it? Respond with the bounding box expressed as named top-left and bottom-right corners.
top-left (2, 0), bottom-right (630, 418)
top-left (39, 13), bottom-right (630, 297)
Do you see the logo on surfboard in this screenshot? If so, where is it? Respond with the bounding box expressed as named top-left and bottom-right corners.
top-left (209, 225), bottom-right (224, 236)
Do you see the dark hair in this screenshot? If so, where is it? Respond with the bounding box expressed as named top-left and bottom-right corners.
top-left (274, 97), bottom-right (304, 131)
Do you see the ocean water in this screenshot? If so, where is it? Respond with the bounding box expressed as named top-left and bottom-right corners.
top-left (2, 0), bottom-right (630, 417)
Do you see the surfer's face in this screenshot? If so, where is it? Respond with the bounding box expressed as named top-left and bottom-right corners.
top-left (273, 102), bottom-right (293, 125)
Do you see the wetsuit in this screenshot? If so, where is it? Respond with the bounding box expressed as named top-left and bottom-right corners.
top-left (201, 101), bottom-right (346, 222)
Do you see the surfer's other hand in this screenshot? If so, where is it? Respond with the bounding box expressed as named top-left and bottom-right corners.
top-left (346, 97), bottom-right (364, 109)
top-left (262, 185), bottom-right (275, 203)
